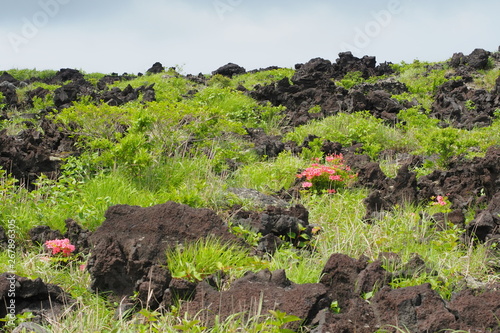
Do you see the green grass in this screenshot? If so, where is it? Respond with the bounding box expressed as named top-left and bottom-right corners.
top-left (284, 111), bottom-right (412, 159)
top-left (0, 68), bottom-right (57, 81)
top-left (166, 236), bottom-right (268, 283)
top-left (1, 58), bottom-right (500, 332)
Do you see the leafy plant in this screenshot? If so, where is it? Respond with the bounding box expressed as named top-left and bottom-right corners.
top-left (296, 154), bottom-right (357, 194)
top-left (336, 71), bottom-right (365, 89)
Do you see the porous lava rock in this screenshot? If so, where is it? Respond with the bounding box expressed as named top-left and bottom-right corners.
top-left (431, 78), bottom-right (500, 129)
top-left (417, 146), bottom-right (500, 209)
top-left (0, 80), bottom-right (19, 108)
top-left (360, 146), bottom-right (500, 245)
top-left (0, 71), bottom-right (20, 86)
top-left (49, 68), bottom-right (84, 84)
top-left (249, 53), bottom-right (400, 127)
top-left (0, 119), bottom-right (76, 189)
top-left (465, 191), bottom-right (500, 244)
top-left (0, 226), bottom-right (8, 249)
top-left (371, 284), bottom-right (458, 332)
top-left (361, 163), bottom-right (419, 222)
top-left (230, 204), bottom-right (314, 248)
top-left (212, 63), bottom-right (246, 78)
top-left (97, 83), bottom-right (156, 106)
top-left (448, 288), bottom-right (500, 332)
top-left (319, 253), bottom-right (391, 310)
top-left (244, 127), bottom-right (286, 158)
top-left (87, 201), bottom-right (240, 305)
top-left (181, 269), bottom-right (328, 330)
top-left (0, 273), bottom-right (74, 328)
top-left (146, 62), bottom-right (164, 74)
top-left (53, 80), bottom-right (92, 108)
top-left (450, 48), bottom-right (491, 70)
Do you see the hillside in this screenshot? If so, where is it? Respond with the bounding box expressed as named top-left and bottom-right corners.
top-left (0, 48), bottom-right (500, 332)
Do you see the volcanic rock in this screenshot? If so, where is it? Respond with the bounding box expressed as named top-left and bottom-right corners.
top-left (0, 273), bottom-right (74, 328)
top-left (212, 63), bottom-right (246, 78)
top-left (146, 62), bottom-right (164, 74)
top-left (87, 201), bottom-right (240, 305)
top-left (182, 269), bottom-right (328, 329)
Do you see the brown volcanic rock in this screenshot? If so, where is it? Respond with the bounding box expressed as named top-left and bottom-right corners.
top-left (182, 269), bottom-right (328, 330)
top-left (320, 253), bottom-right (368, 309)
top-left (431, 78), bottom-right (499, 129)
top-left (87, 201), bottom-right (240, 305)
top-left (371, 284), bottom-right (458, 332)
top-left (249, 53), bottom-right (396, 127)
top-left (448, 288), bottom-right (500, 332)
top-left (0, 119), bottom-right (76, 189)
top-left (0, 273), bottom-right (74, 328)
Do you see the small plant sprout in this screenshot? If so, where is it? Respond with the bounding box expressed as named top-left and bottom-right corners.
top-left (296, 154), bottom-right (357, 194)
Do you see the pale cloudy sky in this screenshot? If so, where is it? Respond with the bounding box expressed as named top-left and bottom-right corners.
top-left (1, 0), bottom-right (499, 75)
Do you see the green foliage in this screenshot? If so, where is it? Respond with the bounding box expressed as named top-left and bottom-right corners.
top-left (231, 68), bottom-right (295, 90)
top-left (285, 111), bottom-right (410, 159)
top-left (392, 60), bottom-right (459, 111)
top-left (229, 150), bottom-right (307, 192)
top-left (0, 311), bottom-right (35, 330)
top-left (0, 92), bottom-right (5, 109)
top-left (230, 223), bottom-right (262, 247)
top-left (336, 71), bottom-right (365, 89)
top-left (473, 68), bottom-right (500, 91)
top-left (465, 99), bottom-right (476, 111)
top-left (166, 237), bottom-right (267, 282)
top-left (2, 60), bottom-right (500, 332)
top-left (83, 72), bottom-right (106, 86)
top-left (2, 68), bottom-right (57, 81)
top-left (335, 71), bottom-right (388, 90)
top-left (269, 246), bottom-right (324, 284)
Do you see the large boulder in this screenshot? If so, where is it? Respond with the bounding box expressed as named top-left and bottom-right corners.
top-left (212, 63), bottom-right (246, 78)
top-left (87, 201), bottom-right (240, 306)
top-left (0, 273), bottom-right (73, 329)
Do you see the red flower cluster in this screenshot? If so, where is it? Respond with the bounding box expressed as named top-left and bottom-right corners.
top-left (432, 195), bottom-right (447, 206)
top-left (44, 238), bottom-right (75, 257)
top-left (296, 154), bottom-right (357, 194)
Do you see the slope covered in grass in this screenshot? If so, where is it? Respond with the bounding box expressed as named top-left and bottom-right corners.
top-left (1, 49), bottom-right (500, 332)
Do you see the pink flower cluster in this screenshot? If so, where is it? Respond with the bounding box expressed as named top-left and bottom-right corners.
top-left (296, 154), bottom-right (357, 194)
top-left (432, 195), bottom-right (447, 206)
top-left (44, 238), bottom-right (75, 257)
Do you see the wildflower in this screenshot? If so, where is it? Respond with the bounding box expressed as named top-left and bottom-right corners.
top-left (434, 195), bottom-right (447, 206)
top-left (45, 238), bottom-right (75, 257)
top-left (296, 154), bottom-right (357, 194)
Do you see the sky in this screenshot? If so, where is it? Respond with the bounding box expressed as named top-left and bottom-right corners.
top-left (1, 0), bottom-right (499, 75)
